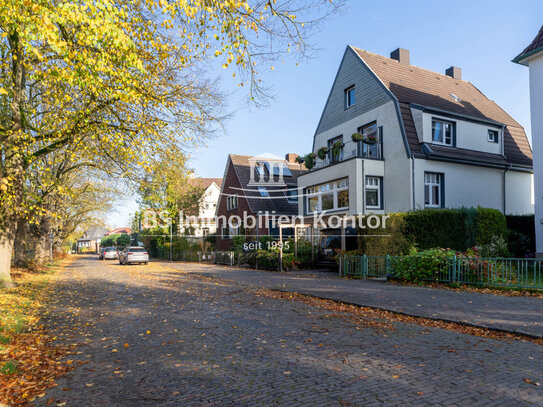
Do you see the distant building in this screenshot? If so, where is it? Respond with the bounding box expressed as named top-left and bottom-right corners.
top-left (513, 25), bottom-right (543, 256)
top-left (180, 178), bottom-right (223, 238)
top-left (105, 227), bottom-right (132, 236)
top-left (215, 153), bottom-right (306, 250)
top-left (77, 226), bottom-right (109, 253)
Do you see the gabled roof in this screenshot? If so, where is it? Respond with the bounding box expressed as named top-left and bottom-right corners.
top-left (226, 154), bottom-right (306, 215)
top-left (513, 25), bottom-right (543, 65)
top-left (105, 227), bottom-right (131, 236)
top-left (352, 47), bottom-right (533, 167)
top-left (79, 226), bottom-right (108, 241)
top-left (190, 177), bottom-right (223, 190)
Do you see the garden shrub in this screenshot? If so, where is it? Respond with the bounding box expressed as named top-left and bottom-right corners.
top-left (475, 207), bottom-right (507, 246)
top-left (358, 213), bottom-right (413, 256)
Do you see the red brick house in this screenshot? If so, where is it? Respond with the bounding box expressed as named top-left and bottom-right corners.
top-left (216, 153), bottom-right (306, 250)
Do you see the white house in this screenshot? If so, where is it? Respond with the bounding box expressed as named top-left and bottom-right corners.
top-left (513, 25), bottom-right (543, 256)
top-left (297, 46), bottom-right (533, 226)
top-left (181, 178), bottom-right (222, 238)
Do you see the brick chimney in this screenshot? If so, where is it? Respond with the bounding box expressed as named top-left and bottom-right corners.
top-left (445, 66), bottom-right (462, 80)
top-left (390, 48), bottom-right (410, 65)
top-left (285, 153), bottom-right (298, 164)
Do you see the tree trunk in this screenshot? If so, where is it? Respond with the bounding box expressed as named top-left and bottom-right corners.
top-left (13, 217), bottom-right (28, 267)
top-left (0, 217), bottom-right (16, 288)
top-left (34, 217), bottom-right (51, 264)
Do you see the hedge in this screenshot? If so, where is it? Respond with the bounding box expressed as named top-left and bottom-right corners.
top-left (359, 207), bottom-right (508, 256)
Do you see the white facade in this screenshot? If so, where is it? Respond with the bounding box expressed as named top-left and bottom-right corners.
top-left (523, 51), bottom-right (543, 254)
top-left (298, 46), bottom-right (533, 222)
top-left (180, 181), bottom-right (221, 238)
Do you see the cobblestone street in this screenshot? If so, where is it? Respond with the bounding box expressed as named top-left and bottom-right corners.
top-left (39, 256), bottom-right (543, 406)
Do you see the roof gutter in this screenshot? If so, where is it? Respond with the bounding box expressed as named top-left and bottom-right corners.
top-left (414, 154), bottom-right (533, 173)
top-left (512, 45), bottom-right (543, 65)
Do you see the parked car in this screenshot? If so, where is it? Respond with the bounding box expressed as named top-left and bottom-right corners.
top-left (98, 247), bottom-right (106, 260)
top-left (103, 247), bottom-right (119, 260)
top-left (119, 247), bottom-right (149, 265)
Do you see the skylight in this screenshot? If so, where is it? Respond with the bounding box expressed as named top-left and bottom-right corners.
top-left (258, 187), bottom-right (269, 197)
top-left (450, 93), bottom-right (462, 103)
top-left (264, 162), bottom-right (292, 177)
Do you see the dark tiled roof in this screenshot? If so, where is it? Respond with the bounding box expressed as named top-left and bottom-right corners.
top-left (513, 25), bottom-right (543, 64)
top-left (423, 144), bottom-right (509, 166)
top-left (229, 154), bottom-right (306, 215)
top-left (353, 47), bottom-right (533, 167)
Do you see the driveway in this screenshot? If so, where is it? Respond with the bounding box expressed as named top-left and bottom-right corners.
top-left (39, 256), bottom-right (543, 406)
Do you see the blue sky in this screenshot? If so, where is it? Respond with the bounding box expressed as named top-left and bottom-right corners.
top-left (107, 0), bottom-right (543, 228)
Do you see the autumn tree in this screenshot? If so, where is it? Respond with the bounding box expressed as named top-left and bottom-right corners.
top-left (0, 0), bottom-right (341, 287)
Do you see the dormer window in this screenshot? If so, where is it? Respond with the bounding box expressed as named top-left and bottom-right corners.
top-left (432, 119), bottom-right (454, 146)
top-left (345, 86), bottom-right (355, 109)
top-left (488, 129), bottom-right (499, 143)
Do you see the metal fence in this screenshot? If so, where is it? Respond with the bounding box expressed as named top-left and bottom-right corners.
top-left (341, 254), bottom-right (543, 290)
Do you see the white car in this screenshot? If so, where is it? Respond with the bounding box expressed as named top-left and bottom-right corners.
top-left (119, 247), bottom-right (149, 265)
top-left (103, 247), bottom-right (119, 260)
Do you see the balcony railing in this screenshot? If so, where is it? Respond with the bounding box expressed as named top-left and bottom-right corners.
top-left (311, 141), bottom-right (382, 170)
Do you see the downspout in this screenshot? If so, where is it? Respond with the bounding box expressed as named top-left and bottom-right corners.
top-left (503, 164), bottom-right (511, 214)
top-left (411, 155), bottom-right (416, 210)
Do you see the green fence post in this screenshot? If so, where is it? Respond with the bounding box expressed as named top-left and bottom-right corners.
top-left (386, 255), bottom-right (390, 280)
top-left (452, 255), bottom-right (457, 283)
top-left (363, 254), bottom-right (367, 279)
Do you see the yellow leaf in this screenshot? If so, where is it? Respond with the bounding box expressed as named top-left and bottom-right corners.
top-left (0, 88), bottom-right (7, 95)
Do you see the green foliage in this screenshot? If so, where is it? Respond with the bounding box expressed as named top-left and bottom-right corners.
top-left (0, 361), bottom-right (17, 375)
top-left (476, 207), bottom-right (507, 246)
top-left (390, 248), bottom-right (454, 283)
top-left (475, 235), bottom-right (510, 258)
top-left (358, 213), bottom-right (413, 256)
top-left (100, 233), bottom-right (131, 249)
top-left (231, 235), bottom-right (246, 253)
top-left (303, 153), bottom-right (316, 170)
top-left (317, 147), bottom-right (329, 160)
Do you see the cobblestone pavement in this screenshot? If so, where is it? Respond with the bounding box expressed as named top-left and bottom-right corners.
top-left (39, 256), bottom-right (543, 406)
top-left (161, 261), bottom-right (543, 338)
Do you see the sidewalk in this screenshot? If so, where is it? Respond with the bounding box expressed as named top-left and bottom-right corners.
top-left (162, 261), bottom-right (543, 338)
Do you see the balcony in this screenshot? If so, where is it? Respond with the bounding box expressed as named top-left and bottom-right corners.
top-left (311, 140), bottom-right (383, 170)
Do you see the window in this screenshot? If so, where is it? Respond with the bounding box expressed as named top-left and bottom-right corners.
top-left (226, 195), bottom-right (238, 210)
top-left (345, 86), bottom-right (355, 109)
top-left (424, 172), bottom-right (443, 208)
top-left (328, 135), bottom-right (343, 163)
top-left (286, 188), bottom-right (298, 203)
top-left (222, 226), bottom-right (229, 239)
top-left (488, 129), bottom-right (499, 143)
top-left (305, 178), bottom-right (349, 214)
top-left (258, 187), bottom-right (269, 197)
top-left (365, 176), bottom-right (382, 209)
top-left (357, 122), bottom-right (382, 159)
top-left (432, 119), bottom-right (454, 146)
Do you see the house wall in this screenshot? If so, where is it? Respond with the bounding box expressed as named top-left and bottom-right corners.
top-left (216, 160), bottom-right (269, 250)
top-left (419, 111), bottom-right (503, 154)
top-left (413, 158), bottom-right (533, 214)
top-left (528, 53), bottom-right (543, 254)
top-left (314, 47), bottom-right (392, 136)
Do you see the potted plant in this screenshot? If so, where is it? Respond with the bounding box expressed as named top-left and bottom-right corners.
top-left (303, 153), bottom-right (316, 170)
top-left (363, 133), bottom-right (378, 145)
top-left (331, 140), bottom-right (344, 158)
top-left (317, 146), bottom-right (329, 160)
top-left (351, 132), bottom-right (364, 142)
top-left (295, 155), bottom-right (305, 164)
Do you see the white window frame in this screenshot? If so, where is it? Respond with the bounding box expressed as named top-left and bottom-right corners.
top-left (431, 119), bottom-right (454, 146)
top-left (345, 86), bottom-right (355, 109)
top-left (424, 172), bottom-right (442, 208)
top-left (226, 195), bottom-right (238, 210)
top-left (305, 178), bottom-right (349, 214)
top-left (365, 176), bottom-right (382, 209)
top-left (488, 129), bottom-right (499, 143)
